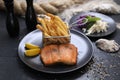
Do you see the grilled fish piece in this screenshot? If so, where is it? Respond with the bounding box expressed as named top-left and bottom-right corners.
top-left (40, 44), bottom-right (78, 66)
top-left (59, 44), bottom-right (78, 65)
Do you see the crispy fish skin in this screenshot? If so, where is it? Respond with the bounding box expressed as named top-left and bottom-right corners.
top-left (59, 44), bottom-right (78, 65)
top-left (40, 45), bottom-right (53, 65)
top-left (40, 44), bottom-right (78, 66)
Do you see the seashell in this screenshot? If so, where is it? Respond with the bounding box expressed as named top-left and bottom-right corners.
top-left (96, 39), bottom-right (120, 52)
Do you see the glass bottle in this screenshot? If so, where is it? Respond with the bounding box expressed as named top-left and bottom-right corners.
top-left (25, 0), bottom-right (37, 31)
top-left (4, 0), bottom-right (20, 37)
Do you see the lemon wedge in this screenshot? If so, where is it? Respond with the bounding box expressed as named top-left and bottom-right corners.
top-left (25, 48), bottom-right (40, 57)
top-left (25, 43), bottom-right (40, 49)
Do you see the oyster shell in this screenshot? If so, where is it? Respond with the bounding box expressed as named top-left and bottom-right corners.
top-left (96, 39), bottom-right (120, 52)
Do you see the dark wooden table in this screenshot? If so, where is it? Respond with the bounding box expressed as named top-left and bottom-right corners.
top-left (0, 1), bottom-right (120, 80)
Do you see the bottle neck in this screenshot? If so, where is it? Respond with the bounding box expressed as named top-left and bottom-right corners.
top-left (26, 0), bottom-right (33, 6)
top-left (5, 2), bottom-right (14, 12)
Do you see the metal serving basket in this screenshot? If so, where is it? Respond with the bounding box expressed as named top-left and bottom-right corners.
top-left (43, 30), bottom-right (71, 46)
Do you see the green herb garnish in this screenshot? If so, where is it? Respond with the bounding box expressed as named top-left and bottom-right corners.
top-left (86, 16), bottom-right (101, 30)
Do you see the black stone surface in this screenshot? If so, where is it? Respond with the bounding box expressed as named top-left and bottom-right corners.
top-left (0, 0), bottom-right (120, 80)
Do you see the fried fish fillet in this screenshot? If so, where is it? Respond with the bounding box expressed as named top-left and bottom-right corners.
top-left (59, 44), bottom-right (78, 65)
top-left (40, 44), bottom-right (78, 66)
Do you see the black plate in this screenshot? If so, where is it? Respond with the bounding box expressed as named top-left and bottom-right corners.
top-left (69, 12), bottom-right (116, 37)
top-left (18, 29), bottom-right (93, 73)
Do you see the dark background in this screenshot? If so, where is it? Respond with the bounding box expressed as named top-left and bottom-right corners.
top-left (0, 0), bottom-right (120, 80)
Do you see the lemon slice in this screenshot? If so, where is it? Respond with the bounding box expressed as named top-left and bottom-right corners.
top-left (25, 48), bottom-right (40, 57)
top-left (25, 43), bottom-right (40, 49)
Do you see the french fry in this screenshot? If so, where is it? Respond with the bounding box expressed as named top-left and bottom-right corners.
top-left (41, 19), bottom-right (48, 32)
top-left (36, 24), bottom-right (44, 32)
top-left (54, 21), bottom-right (68, 36)
top-left (44, 32), bottom-right (50, 37)
top-left (36, 13), bottom-right (70, 45)
top-left (37, 17), bottom-right (42, 24)
top-left (37, 17), bottom-right (48, 33)
top-left (46, 13), bottom-right (55, 20)
top-left (54, 16), bottom-right (68, 31)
